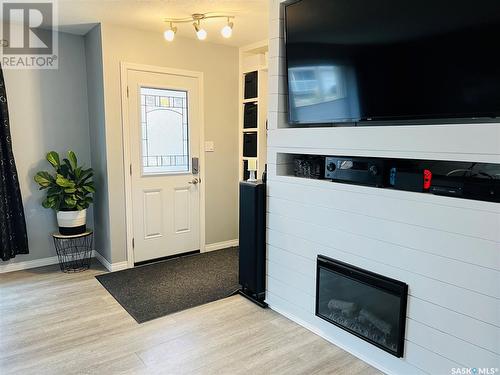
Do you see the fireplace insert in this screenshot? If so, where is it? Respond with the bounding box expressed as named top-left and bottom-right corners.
top-left (316, 255), bottom-right (408, 357)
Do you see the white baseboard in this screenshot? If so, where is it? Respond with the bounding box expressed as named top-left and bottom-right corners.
top-left (93, 251), bottom-right (128, 272)
top-left (0, 255), bottom-right (60, 273)
top-left (205, 239), bottom-right (239, 252)
top-left (110, 261), bottom-right (129, 271)
top-left (0, 251), bottom-right (129, 274)
top-left (93, 251), bottom-right (112, 271)
top-left (1, 239), bottom-right (236, 273)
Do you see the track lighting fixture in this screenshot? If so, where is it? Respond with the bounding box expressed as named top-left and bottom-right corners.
top-left (163, 13), bottom-right (235, 42)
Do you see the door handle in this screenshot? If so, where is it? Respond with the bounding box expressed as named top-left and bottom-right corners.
top-left (188, 177), bottom-right (199, 185)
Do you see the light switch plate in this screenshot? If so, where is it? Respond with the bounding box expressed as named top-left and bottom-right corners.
top-left (205, 141), bottom-right (215, 152)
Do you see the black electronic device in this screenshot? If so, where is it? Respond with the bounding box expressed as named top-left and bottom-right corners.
top-left (238, 181), bottom-right (267, 307)
top-left (325, 157), bottom-right (387, 187)
top-left (294, 155), bottom-right (324, 179)
top-left (392, 170), bottom-right (424, 193)
top-left (284, 0), bottom-right (500, 125)
top-left (430, 176), bottom-right (500, 202)
top-left (430, 184), bottom-right (464, 198)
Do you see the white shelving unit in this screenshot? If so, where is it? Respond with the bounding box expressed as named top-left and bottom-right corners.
top-left (238, 40), bottom-right (268, 181)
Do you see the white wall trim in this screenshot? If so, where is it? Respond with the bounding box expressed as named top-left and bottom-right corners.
top-left (0, 256), bottom-right (59, 274)
top-left (93, 251), bottom-right (129, 272)
top-left (205, 239), bottom-right (239, 252)
top-left (120, 62), bottom-right (206, 268)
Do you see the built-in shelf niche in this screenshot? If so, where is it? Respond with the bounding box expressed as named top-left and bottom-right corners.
top-left (239, 40), bottom-right (268, 181)
top-left (276, 152), bottom-right (500, 203)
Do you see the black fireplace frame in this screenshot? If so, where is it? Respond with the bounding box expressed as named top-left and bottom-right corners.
top-left (315, 255), bottom-right (408, 358)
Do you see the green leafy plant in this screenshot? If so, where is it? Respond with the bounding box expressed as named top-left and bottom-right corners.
top-left (34, 150), bottom-right (94, 211)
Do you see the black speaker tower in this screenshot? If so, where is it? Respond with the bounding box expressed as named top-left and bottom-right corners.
top-left (238, 180), bottom-right (267, 308)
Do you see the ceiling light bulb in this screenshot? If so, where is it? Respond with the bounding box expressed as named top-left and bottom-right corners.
top-left (221, 20), bottom-right (233, 38)
top-left (196, 28), bottom-right (207, 40)
top-left (193, 21), bottom-right (207, 40)
top-left (164, 29), bottom-right (175, 42)
top-left (164, 23), bottom-right (177, 42)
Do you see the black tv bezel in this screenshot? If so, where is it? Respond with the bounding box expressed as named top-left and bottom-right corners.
top-left (283, 0), bottom-right (500, 127)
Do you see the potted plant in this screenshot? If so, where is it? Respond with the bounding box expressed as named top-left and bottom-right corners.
top-left (34, 150), bottom-right (94, 235)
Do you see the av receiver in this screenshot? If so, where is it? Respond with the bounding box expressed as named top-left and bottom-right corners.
top-left (325, 157), bottom-right (387, 187)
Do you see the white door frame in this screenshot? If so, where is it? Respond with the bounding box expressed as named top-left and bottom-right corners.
top-left (120, 62), bottom-right (206, 268)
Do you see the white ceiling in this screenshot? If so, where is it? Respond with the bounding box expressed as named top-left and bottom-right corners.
top-left (56, 0), bottom-right (269, 47)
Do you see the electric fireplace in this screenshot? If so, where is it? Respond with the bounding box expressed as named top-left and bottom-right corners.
top-left (316, 255), bottom-right (408, 357)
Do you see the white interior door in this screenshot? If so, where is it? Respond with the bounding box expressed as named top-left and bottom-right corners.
top-left (127, 69), bottom-right (201, 263)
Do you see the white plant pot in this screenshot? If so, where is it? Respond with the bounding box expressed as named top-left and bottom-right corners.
top-left (57, 209), bottom-right (87, 235)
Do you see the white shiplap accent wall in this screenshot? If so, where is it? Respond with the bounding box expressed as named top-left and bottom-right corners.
top-left (266, 1), bottom-right (500, 374)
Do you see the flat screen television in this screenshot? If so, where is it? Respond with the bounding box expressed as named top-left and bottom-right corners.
top-left (284, 0), bottom-right (500, 125)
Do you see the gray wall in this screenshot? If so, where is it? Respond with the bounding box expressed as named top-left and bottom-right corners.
top-left (84, 25), bottom-right (111, 262)
top-left (1, 23), bottom-right (241, 268)
top-left (2, 32), bottom-right (92, 266)
top-left (100, 24), bottom-right (240, 263)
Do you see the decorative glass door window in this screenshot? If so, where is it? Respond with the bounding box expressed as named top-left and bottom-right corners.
top-left (140, 87), bottom-right (189, 174)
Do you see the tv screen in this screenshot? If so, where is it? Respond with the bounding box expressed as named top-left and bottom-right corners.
top-left (285, 0), bottom-right (500, 125)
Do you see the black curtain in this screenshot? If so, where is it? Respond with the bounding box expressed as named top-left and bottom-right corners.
top-left (0, 68), bottom-right (29, 261)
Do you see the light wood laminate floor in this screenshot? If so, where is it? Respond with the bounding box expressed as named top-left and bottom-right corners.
top-left (0, 261), bottom-right (382, 375)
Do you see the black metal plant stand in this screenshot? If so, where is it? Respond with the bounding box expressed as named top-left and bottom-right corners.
top-left (52, 231), bottom-right (93, 272)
